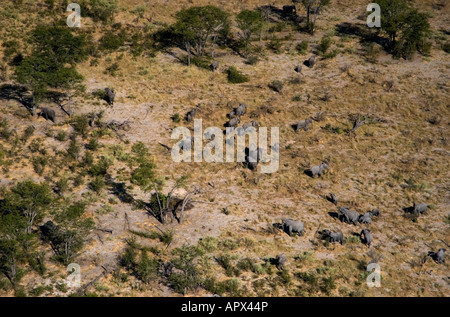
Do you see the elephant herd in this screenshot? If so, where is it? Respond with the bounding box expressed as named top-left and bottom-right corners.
top-left (273, 191), bottom-right (445, 268)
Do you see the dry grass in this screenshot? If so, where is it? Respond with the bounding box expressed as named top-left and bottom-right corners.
top-left (0, 0), bottom-right (449, 297)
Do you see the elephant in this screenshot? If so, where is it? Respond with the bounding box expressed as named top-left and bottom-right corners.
top-left (186, 108), bottom-right (197, 122)
top-left (242, 121), bottom-right (258, 130)
top-left (307, 162), bottom-right (329, 178)
top-left (294, 65), bottom-right (302, 73)
top-left (358, 212), bottom-right (372, 224)
top-left (413, 202), bottom-right (427, 215)
top-left (322, 229), bottom-right (343, 245)
top-left (226, 116), bottom-right (240, 128)
top-left (360, 229), bottom-right (373, 247)
top-left (210, 60), bottom-right (219, 72)
top-left (327, 193), bottom-right (338, 206)
top-left (38, 107), bottom-right (56, 122)
top-left (435, 248), bottom-right (446, 264)
top-left (282, 218), bottom-right (304, 236)
top-left (275, 254), bottom-right (287, 270)
top-left (338, 207), bottom-right (359, 225)
top-left (306, 56), bottom-right (315, 68)
top-left (368, 209), bottom-right (380, 217)
top-left (179, 137), bottom-right (193, 150)
top-left (235, 103), bottom-right (247, 116)
top-left (105, 88), bottom-right (115, 105)
top-left (245, 144), bottom-right (262, 170)
top-left (295, 118), bottom-right (313, 132)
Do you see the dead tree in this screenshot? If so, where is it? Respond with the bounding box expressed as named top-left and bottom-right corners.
top-left (347, 114), bottom-right (367, 136)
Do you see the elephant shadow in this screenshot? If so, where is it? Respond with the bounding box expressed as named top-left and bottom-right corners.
top-left (304, 169), bottom-right (314, 178)
top-left (402, 206), bottom-right (414, 213)
top-left (328, 212), bottom-right (339, 220)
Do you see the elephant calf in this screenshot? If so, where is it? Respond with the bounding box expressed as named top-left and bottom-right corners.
top-left (338, 207), bottom-right (359, 225)
top-left (39, 107), bottom-right (56, 122)
top-left (186, 108), bottom-right (197, 122)
top-left (307, 162), bottom-right (329, 178)
top-left (360, 229), bottom-right (372, 247)
top-left (226, 116), bottom-right (240, 128)
top-left (282, 218), bottom-right (304, 236)
top-left (306, 56), bottom-right (315, 68)
top-left (322, 229), bottom-right (343, 245)
top-left (275, 254), bottom-right (287, 270)
top-left (210, 60), bottom-right (219, 72)
top-left (436, 248), bottom-right (446, 264)
top-left (358, 212), bottom-right (372, 224)
top-left (105, 88), bottom-right (115, 105)
top-left (295, 118), bottom-right (313, 132)
top-left (368, 209), bottom-right (380, 217)
top-left (328, 193), bottom-right (338, 206)
top-left (413, 202), bottom-right (427, 215)
top-left (235, 103), bottom-right (247, 116)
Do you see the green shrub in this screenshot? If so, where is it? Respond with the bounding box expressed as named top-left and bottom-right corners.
top-left (99, 30), bottom-right (125, 51)
top-left (55, 131), bottom-right (67, 141)
top-left (267, 38), bottom-right (282, 53)
top-left (318, 36), bottom-right (332, 55)
top-left (268, 80), bottom-right (283, 93)
top-left (296, 41), bottom-right (308, 54)
top-left (227, 66), bottom-right (249, 84)
top-left (89, 176), bottom-right (105, 193)
top-left (172, 113), bottom-right (181, 123)
top-left (85, 138), bottom-right (99, 151)
top-left (71, 115), bottom-right (89, 137)
top-left (245, 55), bottom-right (259, 65)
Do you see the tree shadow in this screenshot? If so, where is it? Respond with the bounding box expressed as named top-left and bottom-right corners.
top-left (0, 84), bottom-right (34, 112)
top-left (107, 178), bottom-right (135, 205)
top-left (335, 22), bottom-right (391, 51)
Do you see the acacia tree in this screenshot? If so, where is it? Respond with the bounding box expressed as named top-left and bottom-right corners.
top-left (2, 181), bottom-right (53, 234)
top-left (377, 0), bottom-right (430, 59)
top-left (300, 0), bottom-right (330, 34)
top-left (14, 25), bottom-right (86, 114)
top-left (41, 202), bottom-right (94, 265)
top-left (172, 6), bottom-right (230, 65)
top-left (236, 10), bottom-right (264, 49)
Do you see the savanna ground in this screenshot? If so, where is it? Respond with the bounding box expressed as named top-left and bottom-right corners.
top-left (0, 0), bottom-right (449, 297)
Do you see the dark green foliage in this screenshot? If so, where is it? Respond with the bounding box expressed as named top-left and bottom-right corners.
top-left (377, 0), bottom-right (431, 59)
top-left (85, 138), bottom-right (99, 151)
top-left (227, 66), bottom-right (249, 84)
top-left (14, 25), bottom-right (86, 105)
top-left (168, 245), bottom-right (204, 294)
top-left (171, 5), bottom-right (230, 63)
top-left (267, 38), bottom-right (282, 53)
top-left (21, 126), bottom-right (35, 142)
top-left (296, 41), bottom-right (309, 54)
top-left (71, 115), bottom-right (89, 137)
top-left (99, 30), bottom-right (126, 51)
top-left (236, 10), bottom-right (263, 47)
top-left (80, 0), bottom-right (118, 24)
top-left (89, 156), bottom-right (112, 176)
top-left (41, 202), bottom-right (94, 265)
top-left (172, 113), bottom-right (181, 123)
top-left (317, 36), bottom-right (332, 55)
top-left (135, 250), bottom-right (158, 284)
top-left (1, 181), bottom-right (53, 234)
top-left (67, 136), bottom-right (81, 160)
top-left (89, 176), bottom-right (105, 193)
